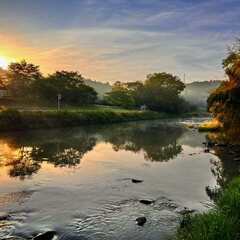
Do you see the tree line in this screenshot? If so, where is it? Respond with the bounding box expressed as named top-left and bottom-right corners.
top-left (3, 60), bottom-right (97, 106)
top-left (0, 60), bottom-right (193, 113)
top-left (104, 73), bottom-right (194, 113)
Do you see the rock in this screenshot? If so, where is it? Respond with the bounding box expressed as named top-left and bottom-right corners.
top-left (131, 179), bottom-right (143, 183)
top-left (189, 153), bottom-right (196, 156)
top-left (136, 217), bottom-right (147, 226)
top-left (205, 186), bottom-right (219, 200)
top-left (32, 231), bottom-right (57, 240)
top-left (139, 200), bottom-right (155, 205)
top-left (176, 207), bottom-right (195, 215)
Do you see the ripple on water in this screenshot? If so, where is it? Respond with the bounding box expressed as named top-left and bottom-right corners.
top-left (0, 190), bottom-right (35, 239)
top-left (66, 197), bottom-right (180, 240)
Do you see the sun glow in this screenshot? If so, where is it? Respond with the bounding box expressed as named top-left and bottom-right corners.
top-left (0, 57), bottom-right (9, 70)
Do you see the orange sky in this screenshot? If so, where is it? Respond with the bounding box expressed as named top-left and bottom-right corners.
top-left (0, 0), bottom-right (235, 83)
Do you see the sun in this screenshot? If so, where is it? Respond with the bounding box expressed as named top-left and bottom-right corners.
top-left (0, 57), bottom-right (9, 70)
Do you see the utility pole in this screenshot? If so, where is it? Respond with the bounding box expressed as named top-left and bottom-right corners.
top-left (183, 73), bottom-right (186, 85)
top-left (57, 93), bottom-right (62, 111)
top-left (183, 73), bottom-right (187, 95)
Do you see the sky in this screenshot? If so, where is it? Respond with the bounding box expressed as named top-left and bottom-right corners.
top-left (0, 0), bottom-right (239, 83)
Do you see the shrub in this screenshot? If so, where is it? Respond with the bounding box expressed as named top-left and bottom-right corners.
top-left (176, 177), bottom-right (240, 240)
top-left (177, 211), bottom-right (238, 240)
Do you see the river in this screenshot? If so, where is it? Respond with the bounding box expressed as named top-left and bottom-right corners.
top-left (0, 118), bottom-right (230, 239)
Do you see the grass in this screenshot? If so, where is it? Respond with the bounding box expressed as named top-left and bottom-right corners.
top-left (0, 107), bottom-right (165, 131)
top-left (176, 177), bottom-right (240, 240)
top-left (0, 104), bottom-right (135, 113)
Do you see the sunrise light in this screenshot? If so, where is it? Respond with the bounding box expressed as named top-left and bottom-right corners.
top-left (0, 57), bottom-right (9, 70)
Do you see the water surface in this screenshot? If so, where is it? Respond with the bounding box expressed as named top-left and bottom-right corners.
top-left (0, 119), bottom-right (223, 239)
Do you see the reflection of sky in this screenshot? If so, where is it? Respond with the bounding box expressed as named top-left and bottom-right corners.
top-left (178, 130), bottom-right (207, 148)
top-left (0, 0), bottom-right (239, 82)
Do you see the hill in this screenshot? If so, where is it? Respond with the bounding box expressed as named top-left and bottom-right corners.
top-left (83, 79), bottom-right (112, 99)
top-left (182, 80), bottom-right (222, 108)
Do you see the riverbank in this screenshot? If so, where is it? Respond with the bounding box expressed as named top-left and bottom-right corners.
top-left (0, 108), bottom-right (165, 131)
top-left (176, 176), bottom-right (240, 240)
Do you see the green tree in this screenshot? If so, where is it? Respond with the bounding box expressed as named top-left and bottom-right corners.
top-left (7, 60), bottom-right (42, 98)
top-left (33, 71), bottom-right (97, 105)
top-left (142, 72), bottom-right (185, 112)
top-left (104, 81), bottom-right (135, 108)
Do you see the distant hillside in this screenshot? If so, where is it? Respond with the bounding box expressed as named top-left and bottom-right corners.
top-left (182, 80), bottom-right (223, 107)
top-left (84, 79), bottom-right (112, 99)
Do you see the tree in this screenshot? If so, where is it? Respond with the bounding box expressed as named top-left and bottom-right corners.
top-left (222, 40), bottom-right (240, 85)
top-left (33, 71), bottom-right (97, 105)
top-left (142, 72), bottom-right (185, 112)
top-left (207, 40), bottom-right (240, 129)
top-left (104, 82), bottom-right (135, 108)
top-left (7, 60), bottom-right (42, 98)
top-left (104, 74), bottom-right (187, 112)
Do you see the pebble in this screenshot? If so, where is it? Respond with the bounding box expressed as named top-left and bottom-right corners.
top-left (139, 200), bottom-right (155, 205)
top-left (131, 179), bottom-right (143, 183)
top-left (33, 231), bottom-right (57, 240)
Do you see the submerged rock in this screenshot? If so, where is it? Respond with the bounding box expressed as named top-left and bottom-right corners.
top-left (136, 217), bottom-right (147, 226)
top-left (33, 231), bottom-right (57, 240)
top-left (131, 179), bottom-right (143, 183)
top-left (139, 199), bottom-right (155, 205)
top-left (176, 207), bottom-right (195, 215)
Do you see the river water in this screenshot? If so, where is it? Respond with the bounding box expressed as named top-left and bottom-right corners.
top-left (0, 118), bottom-right (226, 239)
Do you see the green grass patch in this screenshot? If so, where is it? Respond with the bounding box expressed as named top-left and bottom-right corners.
top-left (176, 177), bottom-right (240, 240)
top-left (0, 108), bottom-right (165, 131)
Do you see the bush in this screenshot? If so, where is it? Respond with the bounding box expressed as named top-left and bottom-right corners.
top-left (177, 211), bottom-right (238, 240)
top-left (0, 108), bottom-right (163, 131)
top-left (217, 177), bottom-right (240, 219)
top-left (176, 177), bottom-right (240, 240)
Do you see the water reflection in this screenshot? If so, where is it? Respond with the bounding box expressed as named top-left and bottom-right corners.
top-left (207, 131), bottom-right (240, 187)
top-left (0, 131), bottom-right (97, 179)
top-left (104, 124), bottom-right (183, 161)
top-left (0, 121), bottom-right (185, 179)
top-left (6, 147), bottom-right (41, 179)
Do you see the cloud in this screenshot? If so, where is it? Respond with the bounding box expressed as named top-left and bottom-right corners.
top-left (0, 0), bottom-right (239, 82)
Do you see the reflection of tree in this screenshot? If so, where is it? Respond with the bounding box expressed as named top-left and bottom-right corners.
top-left (33, 137), bottom-right (96, 167)
top-left (2, 131), bottom-right (96, 179)
top-left (0, 122), bottom-right (184, 180)
top-left (207, 132), bottom-right (240, 187)
top-left (104, 123), bottom-right (184, 162)
top-left (6, 147), bottom-right (41, 180)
